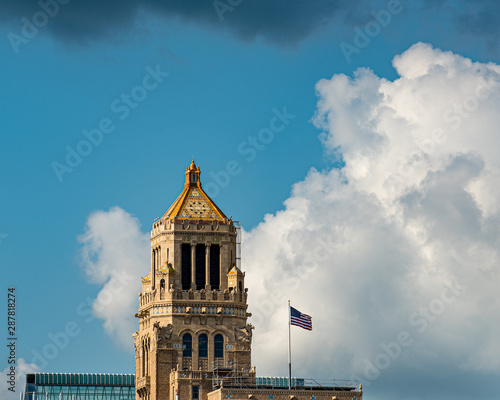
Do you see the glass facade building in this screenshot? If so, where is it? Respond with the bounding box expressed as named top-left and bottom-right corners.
top-left (23, 373), bottom-right (135, 400)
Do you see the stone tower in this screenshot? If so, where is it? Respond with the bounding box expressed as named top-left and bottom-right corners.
top-left (134, 161), bottom-right (253, 400)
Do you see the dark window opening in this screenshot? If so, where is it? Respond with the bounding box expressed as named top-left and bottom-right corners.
top-left (198, 334), bottom-right (208, 358)
top-left (210, 245), bottom-right (220, 290)
top-left (195, 244), bottom-right (206, 290)
top-left (214, 334), bottom-right (224, 359)
top-left (192, 386), bottom-right (199, 399)
top-left (181, 244), bottom-right (191, 290)
top-left (183, 334), bottom-right (192, 357)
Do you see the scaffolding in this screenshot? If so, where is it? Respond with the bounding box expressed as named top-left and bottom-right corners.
top-left (211, 359), bottom-right (254, 390)
top-left (234, 221), bottom-right (241, 270)
top-left (212, 364), bottom-right (358, 392)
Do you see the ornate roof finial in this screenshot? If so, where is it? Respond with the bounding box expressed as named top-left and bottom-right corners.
top-left (188, 159), bottom-right (197, 171)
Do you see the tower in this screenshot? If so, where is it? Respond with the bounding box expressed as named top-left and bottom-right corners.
top-left (134, 161), bottom-right (253, 400)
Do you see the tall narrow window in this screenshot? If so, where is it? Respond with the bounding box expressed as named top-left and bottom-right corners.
top-left (183, 334), bottom-right (192, 357)
top-left (145, 338), bottom-right (150, 376)
top-left (214, 334), bottom-right (224, 359)
top-left (198, 334), bottom-right (208, 358)
top-left (195, 244), bottom-right (206, 290)
top-left (210, 245), bottom-right (220, 290)
top-left (142, 340), bottom-right (145, 376)
top-left (192, 386), bottom-right (199, 399)
top-left (181, 244), bottom-right (191, 290)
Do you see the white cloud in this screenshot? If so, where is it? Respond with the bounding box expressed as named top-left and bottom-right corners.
top-left (243, 43), bottom-right (500, 399)
top-left (78, 206), bottom-right (150, 350)
top-left (0, 358), bottom-right (38, 400)
top-left (75, 43), bottom-right (500, 400)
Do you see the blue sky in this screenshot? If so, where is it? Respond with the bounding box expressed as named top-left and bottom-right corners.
top-left (2, 1), bottom-right (500, 400)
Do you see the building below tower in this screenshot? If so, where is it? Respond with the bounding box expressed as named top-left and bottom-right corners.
top-left (22, 372), bottom-right (361, 400)
top-left (23, 373), bottom-right (135, 400)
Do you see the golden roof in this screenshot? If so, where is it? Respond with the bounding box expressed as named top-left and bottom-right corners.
top-left (228, 265), bottom-right (243, 275)
top-left (163, 161), bottom-right (227, 220)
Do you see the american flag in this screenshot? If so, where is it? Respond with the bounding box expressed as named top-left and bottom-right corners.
top-left (290, 306), bottom-right (312, 330)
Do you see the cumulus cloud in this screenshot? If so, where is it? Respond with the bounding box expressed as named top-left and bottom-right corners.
top-left (244, 43), bottom-right (500, 399)
top-left (74, 43), bottom-right (500, 400)
top-left (78, 206), bottom-right (149, 350)
top-left (0, 358), bottom-right (38, 400)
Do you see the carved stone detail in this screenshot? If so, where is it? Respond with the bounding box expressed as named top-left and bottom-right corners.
top-left (234, 323), bottom-right (254, 345)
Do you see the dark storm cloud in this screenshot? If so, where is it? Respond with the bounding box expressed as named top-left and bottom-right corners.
top-left (2, 0), bottom-right (499, 47)
top-left (0, 0), bottom-right (358, 45)
top-left (453, 0), bottom-right (500, 46)
top-left (419, 0), bottom-right (500, 47)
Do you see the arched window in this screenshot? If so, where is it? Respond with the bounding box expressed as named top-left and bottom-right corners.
top-left (183, 334), bottom-right (192, 357)
top-left (214, 334), bottom-right (224, 359)
top-left (198, 334), bottom-right (208, 358)
top-left (160, 279), bottom-right (165, 290)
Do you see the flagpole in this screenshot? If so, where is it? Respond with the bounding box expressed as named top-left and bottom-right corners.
top-left (288, 300), bottom-right (292, 390)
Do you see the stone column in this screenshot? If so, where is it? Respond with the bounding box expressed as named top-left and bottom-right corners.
top-left (191, 243), bottom-right (196, 290)
top-left (205, 243), bottom-right (211, 290)
top-left (219, 243), bottom-right (226, 290)
top-left (151, 249), bottom-right (156, 289)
